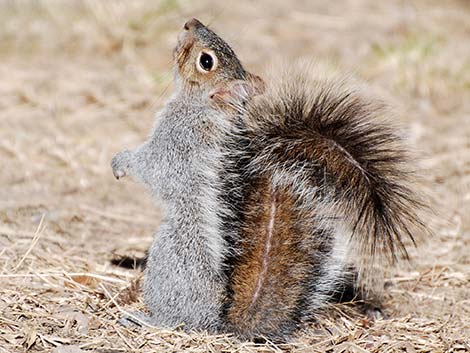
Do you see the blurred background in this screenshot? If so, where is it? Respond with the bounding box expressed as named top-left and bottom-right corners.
top-left (1, 1), bottom-right (469, 351)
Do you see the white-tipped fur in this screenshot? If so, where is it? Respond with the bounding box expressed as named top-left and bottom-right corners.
top-left (223, 61), bottom-right (426, 302)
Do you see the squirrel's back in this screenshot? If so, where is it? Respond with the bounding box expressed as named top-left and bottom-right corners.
top-left (219, 65), bottom-right (427, 340)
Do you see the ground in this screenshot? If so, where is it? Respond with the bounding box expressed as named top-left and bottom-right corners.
top-left (0, 0), bottom-right (469, 352)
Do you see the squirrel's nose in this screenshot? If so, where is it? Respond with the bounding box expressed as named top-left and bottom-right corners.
top-left (184, 18), bottom-right (203, 31)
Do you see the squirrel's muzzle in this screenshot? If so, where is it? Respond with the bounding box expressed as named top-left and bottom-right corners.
top-left (183, 18), bottom-right (204, 31)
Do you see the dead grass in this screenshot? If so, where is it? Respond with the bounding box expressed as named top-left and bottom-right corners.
top-left (0, 0), bottom-right (469, 352)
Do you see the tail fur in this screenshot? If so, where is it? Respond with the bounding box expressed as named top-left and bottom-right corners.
top-left (217, 65), bottom-right (429, 340)
top-left (236, 67), bottom-right (427, 263)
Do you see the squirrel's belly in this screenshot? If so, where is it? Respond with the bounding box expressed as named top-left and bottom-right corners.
top-left (148, 128), bottom-right (214, 200)
top-left (223, 177), bottom-right (333, 339)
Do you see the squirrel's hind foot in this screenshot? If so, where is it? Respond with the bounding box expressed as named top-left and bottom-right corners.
top-left (118, 310), bottom-right (153, 329)
top-left (364, 304), bottom-right (386, 321)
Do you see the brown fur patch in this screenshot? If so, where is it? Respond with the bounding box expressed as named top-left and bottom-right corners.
top-left (224, 177), bottom-right (311, 338)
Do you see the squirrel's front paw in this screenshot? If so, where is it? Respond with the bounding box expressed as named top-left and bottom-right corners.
top-left (111, 150), bottom-right (132, 180)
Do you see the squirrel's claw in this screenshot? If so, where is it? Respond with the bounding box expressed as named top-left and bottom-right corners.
top-left (113, 168), bottom-right (125, 180)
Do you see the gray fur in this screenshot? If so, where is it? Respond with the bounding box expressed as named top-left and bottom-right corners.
top-left (112, 91), bottom-right (229, 331)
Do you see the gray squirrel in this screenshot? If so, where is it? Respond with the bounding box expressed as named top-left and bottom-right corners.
top-left (111, 18), bottom-right (425, 341)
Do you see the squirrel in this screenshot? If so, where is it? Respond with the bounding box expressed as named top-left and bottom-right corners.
top-left (111, 18), bottom-right (426, 341)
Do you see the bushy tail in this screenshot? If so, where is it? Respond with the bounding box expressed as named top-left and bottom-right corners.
top-left (237, 68), bottom-right (427, 262)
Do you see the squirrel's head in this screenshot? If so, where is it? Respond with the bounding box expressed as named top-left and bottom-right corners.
top-left (174, 18), bottom-right (264, 103)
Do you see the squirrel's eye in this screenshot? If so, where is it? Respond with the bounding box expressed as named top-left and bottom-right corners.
top-left (199, 53), bottom-right (213, 71)
top-left (197, 51), bottom-right (217, 73)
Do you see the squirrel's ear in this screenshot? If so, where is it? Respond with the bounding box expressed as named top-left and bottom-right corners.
top-left (209, 81), bottom-right (251, 108)
top-left (209, 73), bottom-right (265, 109)
top-left (245, 72), bottom-right (266, 96)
